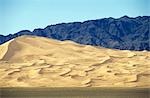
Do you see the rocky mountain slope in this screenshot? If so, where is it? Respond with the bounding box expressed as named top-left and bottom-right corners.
top-left (0, 16), bottom-right (149, 51)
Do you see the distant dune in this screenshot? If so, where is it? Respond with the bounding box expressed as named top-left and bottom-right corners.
top-left (0, 36), bottom-right (149, 87)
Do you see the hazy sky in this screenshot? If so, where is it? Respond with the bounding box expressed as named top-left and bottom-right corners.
top-left (0, 0), bottom-right (149, 35)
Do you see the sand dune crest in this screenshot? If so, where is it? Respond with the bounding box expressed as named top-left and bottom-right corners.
top-left (0, 36), bottom-right (149, 87)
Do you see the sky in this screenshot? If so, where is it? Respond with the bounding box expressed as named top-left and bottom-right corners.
top-left (0, 0), bottom-right (149, 35)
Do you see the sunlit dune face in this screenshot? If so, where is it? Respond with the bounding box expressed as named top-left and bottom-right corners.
top-left (0, 36), bottom-right (150, 87)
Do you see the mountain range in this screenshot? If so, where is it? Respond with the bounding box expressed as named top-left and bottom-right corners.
top-left (0, 16), bottom-right (149, 50)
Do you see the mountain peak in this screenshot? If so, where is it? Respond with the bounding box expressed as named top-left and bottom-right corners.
top-left (121, 15), bottom-right (129, 18)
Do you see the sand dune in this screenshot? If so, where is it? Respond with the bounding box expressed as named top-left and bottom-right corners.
top-left (0, 35), bottom-right (149, 87)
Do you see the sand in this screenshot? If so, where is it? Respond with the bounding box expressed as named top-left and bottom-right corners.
top-left (0, 35), bottom-right (149, 87)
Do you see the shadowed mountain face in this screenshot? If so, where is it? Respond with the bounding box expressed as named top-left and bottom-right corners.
top-left (0, 16), bottom-right (150, 50)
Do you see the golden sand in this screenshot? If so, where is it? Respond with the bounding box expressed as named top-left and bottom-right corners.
top-left (0, 36), bottom-right (149, 87)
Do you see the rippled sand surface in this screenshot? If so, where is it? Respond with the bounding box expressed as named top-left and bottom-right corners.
top-left (0, 36), bottom-right (149, 87)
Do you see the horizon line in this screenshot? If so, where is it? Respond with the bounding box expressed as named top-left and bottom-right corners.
top-left (1, 15), bottom-right (149, 36)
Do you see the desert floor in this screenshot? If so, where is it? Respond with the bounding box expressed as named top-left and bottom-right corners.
top-left (1, 87), bottom-right (149, 98)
